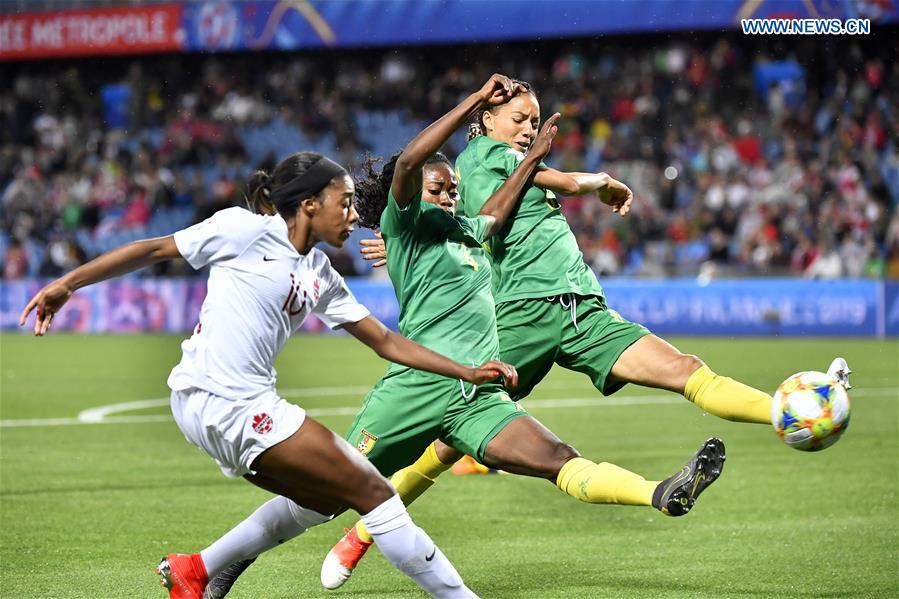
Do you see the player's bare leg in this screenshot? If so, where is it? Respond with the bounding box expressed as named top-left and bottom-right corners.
top-left (609, 334), bottom-right (773, 424)
top-left (161, 418), bottom-right (476, 599)
top-left (211, 441), bottom-right (472, 596)
top-left (483, 415), bottom-right (725, 516)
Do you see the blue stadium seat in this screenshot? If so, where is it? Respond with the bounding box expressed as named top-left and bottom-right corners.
top-left (0, 231), bottom-right (9, 261)
top-left (75, 229), bottom-right (96, 257)
top-left (24, 240), bottom-right (45, 277)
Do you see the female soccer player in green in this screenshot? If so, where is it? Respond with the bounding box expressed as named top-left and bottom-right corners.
top-left (307, 79), bottom-right (852, 592)
top-left (455, 80), bottom-right (845, 422)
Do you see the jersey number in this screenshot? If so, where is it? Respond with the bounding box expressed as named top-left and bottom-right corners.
top-left (453, 244), bottom-right (479, 271)
top-left (282, 273), bottom-right (307, 316)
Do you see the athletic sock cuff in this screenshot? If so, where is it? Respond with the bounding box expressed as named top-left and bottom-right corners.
top-left (556, 457), bottom-right (594, 495)
top-left (684, 364), bottom-right (714, 403)
top-left (425, 443), bottom-right (454, 473)
top-left (360, 494), bottom-right (411, 536)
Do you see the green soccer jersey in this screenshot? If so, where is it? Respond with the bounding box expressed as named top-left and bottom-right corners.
top-left (380, 189), bottom-right (500, 372)
top-left (455, 135), bottom-right (603, 303)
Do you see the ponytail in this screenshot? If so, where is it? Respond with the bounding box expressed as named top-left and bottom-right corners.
top-left (246, 170), bottom-right (276, 215)
top-left (467, 120), bottom-right (485, 141)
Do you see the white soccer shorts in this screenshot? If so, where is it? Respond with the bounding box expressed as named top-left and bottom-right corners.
top-left (170, 387), bottom-right (306, 477)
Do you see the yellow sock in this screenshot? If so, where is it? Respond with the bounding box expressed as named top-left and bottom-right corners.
top-left (556, 457), bottom-right (657, 506)
top-left (355, 443), bottom-right (452, 542)
top-left (684, 365), bottom-right (772, 424)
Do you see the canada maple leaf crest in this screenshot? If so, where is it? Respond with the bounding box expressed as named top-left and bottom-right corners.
top-left (252, 413), bottom-right (273, 434)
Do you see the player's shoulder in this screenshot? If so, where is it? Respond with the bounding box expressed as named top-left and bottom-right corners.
top-left (217, 206), bottom-right (283, 235)
top-left (202, 206), bottom-right (258, 229)
top-left (306, 247), bottom-right (338, 275)
top-left (306, 248), bottom-right (349, 293)
top-left (212, 205), bottom-right (254, 221)
top-left (462, 136), bottom-right (521, 168)
top-left (461, 135), bottom-right (494, 160)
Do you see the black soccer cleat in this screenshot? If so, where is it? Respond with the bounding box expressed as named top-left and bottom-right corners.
top-left (203, 558), bottom-right (256, 599)
top-left (652, 437), bottom-right (726, 517)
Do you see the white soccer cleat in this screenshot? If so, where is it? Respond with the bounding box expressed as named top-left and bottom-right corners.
top-left (826, 357), bottom-right (853, 390)
top-left (320, 527), bottom-right (373, 589)
top-left (321, 549), bottom-right (354, 590)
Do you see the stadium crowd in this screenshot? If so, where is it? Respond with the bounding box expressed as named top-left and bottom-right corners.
top-left (2, 33), bottom-right (898, 279)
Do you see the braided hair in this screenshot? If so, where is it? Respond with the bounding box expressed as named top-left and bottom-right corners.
top-left (467, 79), bottom-right (535, 141)
top-left (354, 152), bottom-right (453, 230)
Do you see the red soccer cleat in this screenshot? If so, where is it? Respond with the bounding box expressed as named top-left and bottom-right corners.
top-left (157, 553), bottom-right (209, 599)
top-left (320, 527), bottom-right (374, 589)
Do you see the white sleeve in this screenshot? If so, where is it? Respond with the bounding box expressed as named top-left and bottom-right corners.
top-left (173, 207), bottom-right (263, 270)
top-left (313, 261), bottom-right (371, 329)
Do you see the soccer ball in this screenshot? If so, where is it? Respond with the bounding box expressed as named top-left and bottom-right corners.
top-left (771, 371), bottom-right (850, 451)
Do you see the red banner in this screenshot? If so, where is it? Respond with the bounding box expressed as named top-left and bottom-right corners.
top-left (0, 4), bottom-right (184, 61)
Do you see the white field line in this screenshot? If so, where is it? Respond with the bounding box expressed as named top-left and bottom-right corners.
top-left (0, 387), bottom-right (895, 429)
top-left (75, 381), bottom-right (587, 422)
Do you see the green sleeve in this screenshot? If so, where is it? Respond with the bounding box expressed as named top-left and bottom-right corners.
top-left (458, 142), bottom-right (521, 217)
top-left (458, 214), bottom-right (491, 244)
top-left (458, 141), bottom-right (547, 218)
top-left (485, 143), bottom-right (527, 178)
top-left (380, 189), bottom-right (422, 236)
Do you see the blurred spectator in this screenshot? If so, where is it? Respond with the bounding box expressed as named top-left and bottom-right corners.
top-left (3, 238), bottom-right (29, 279)
top-left (804, 241), bottom-right (844, 279)
top-left (1, 32), bottom-right (896, 279)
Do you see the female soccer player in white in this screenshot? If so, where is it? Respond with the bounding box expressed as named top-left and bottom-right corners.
top-left (20, 151), bottom-right (517, 599)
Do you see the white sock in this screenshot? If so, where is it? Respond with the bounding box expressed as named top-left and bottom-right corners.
top-left (200, 496), bottom-right (331, 578)
top-left (361, 495), bottom-right (477, 598)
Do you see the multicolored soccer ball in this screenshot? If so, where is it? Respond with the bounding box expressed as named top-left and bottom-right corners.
top-left (771, 371), bottom-right (850, 451)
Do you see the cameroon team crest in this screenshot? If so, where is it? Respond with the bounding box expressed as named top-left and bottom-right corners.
top-left (354, 429), bottom-right (378, 455)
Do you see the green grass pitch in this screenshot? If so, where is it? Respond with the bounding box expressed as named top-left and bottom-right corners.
top-left (1, 334), bottom-right (897, 598)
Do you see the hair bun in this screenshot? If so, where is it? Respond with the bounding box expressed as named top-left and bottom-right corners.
top-left (467, 122), bottom-right (484, 141)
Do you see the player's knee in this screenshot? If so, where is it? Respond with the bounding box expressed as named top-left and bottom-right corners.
top-left (368, 475), bottom-right (396, 505)
top-left (678, 354), bottom-right (704, 377)
top-left (351, 472), bottom-right (396, 513)
top-left (547, 441), bottom-right (580, 476)
top-left (434, 440), bottom-right (463, 464)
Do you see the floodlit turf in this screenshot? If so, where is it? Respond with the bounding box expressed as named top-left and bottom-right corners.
top-left (1, 334), bottom-right (897, 598)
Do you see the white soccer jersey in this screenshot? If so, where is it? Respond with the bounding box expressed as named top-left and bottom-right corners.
top-left (167, 206), bottom-right (370, 399)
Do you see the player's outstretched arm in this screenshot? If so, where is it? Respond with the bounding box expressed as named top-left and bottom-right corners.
top-left (570, 171), bottom-right (634, 216)
top-left (534, 169), bottom-right (633, 216)
top-left (391, 73), bottom-right (524, 208)
top-left (358, 112), bottom-right (561, 264)
top-left (478, 112), bottom-right (560, 237)
top-left (19, 236), bottom-right (181, 336)
top-left (342, 315), bottom-right (518, 389)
